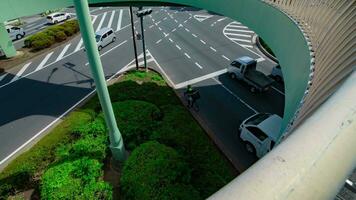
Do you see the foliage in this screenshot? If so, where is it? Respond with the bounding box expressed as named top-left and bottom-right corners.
top-left (121, 141), bottom-right (199, 200)
top-left (110, 100), bottom-right (162, 150)
top-left (41, 157), bottom-right (112, 200)
top-left (24, 20), bottom-right (79, 51)
top-left (0, 111), bottom-right (93, 199)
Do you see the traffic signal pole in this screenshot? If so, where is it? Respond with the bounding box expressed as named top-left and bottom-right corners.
top-left (140, 14), bottom-right (147, 71)
top-left (129, 6), bottom-right (139, 70)
top-left (73, 0), bottom-right (126, 162)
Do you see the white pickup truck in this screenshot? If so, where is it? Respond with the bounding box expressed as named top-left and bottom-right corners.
top-left (228, 56), bottom-right (274, 93)
top-left (239, 113), bottom-right (282, 158)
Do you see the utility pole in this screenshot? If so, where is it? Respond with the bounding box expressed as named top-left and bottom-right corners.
top-left (136, 8), bottom-right (152, 71)
top-left (129, 6), bottom-right (139, 70)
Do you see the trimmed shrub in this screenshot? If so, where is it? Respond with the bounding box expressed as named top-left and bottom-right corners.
top-left (110, 100), bottom-right (162, 150)
top-left (41, 157), bottom-right (112, 200)
top-left (121, 141), bottom-right (200, 200)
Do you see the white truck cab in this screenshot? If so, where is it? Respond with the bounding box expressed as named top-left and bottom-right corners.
top-left (6, 25), bottom-right (25, 40)
top-left (239, 113), bottom-right (282, 158)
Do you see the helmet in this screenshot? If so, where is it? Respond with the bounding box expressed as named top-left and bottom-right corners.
top-left (187, 85), bottom-right (193, 91)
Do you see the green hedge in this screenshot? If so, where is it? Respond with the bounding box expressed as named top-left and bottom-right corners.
top-left (41, 157), bottom-right (112, 200)
top-left (121, 141), bottom-right (200, 200)
top-left (24, 20), bottom-right (79, 51)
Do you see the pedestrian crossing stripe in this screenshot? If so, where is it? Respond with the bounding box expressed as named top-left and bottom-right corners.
top-left (193, 14), bottom-right (213, 22)
top-left (223, 21), bottom-right (254, 48)
top-left (125, 50), bottom-right (156, 70)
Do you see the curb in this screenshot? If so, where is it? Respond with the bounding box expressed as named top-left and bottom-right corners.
top-left (255, 35), bottom-right (279, 63)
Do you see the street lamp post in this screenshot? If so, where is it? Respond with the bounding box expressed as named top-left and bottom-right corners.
top-left (129, 6), bottom-right (139, 70)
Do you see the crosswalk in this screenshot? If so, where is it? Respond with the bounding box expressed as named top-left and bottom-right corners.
top-left (0, 9), bottom-right (130, 88)
top-left (223, 21), bottom-right (255, 49)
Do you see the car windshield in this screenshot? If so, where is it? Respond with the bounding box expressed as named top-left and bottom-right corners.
top-left (245, 113), bottom-right (271, 125)
top-left (95, 35), bottom-right (101, 42)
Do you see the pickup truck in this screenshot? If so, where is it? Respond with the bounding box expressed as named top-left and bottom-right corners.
top-left (228, 56), bottom-right (274, 92)
top-left (239, 113), bottom-right (282, 158)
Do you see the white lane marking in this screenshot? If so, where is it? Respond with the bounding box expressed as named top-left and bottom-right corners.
top-left (10, 62), bottom-right (32, 83)
top-left (172, 28), bottom-right (176, 32)
top-left (217, 17), bottom-right (226, 22)
top-left (184, 20), bottom-right (188, 23)
top-left (85, 40), bottom-right (128, 66)
top-left (184, 53), bottom-right (191, 59)
top-left (185, 28), bottom-right (190, 32)
top-left (175, 44), bottom-right (181, 50)
top-left (75, 39), bottom-right (83, 52)
top-left (158, 27), bottom-right (162, 31)
top-left (200, 39), bottom-right (206, 44)
top-left (230, 22), bottom-right (241, 25)
top-left (230, 38), bottom-right (251, 43)
top-left (192, 34), bottom-right (197, 38)
top-left (240, 44), bottom-right (254, 49)
top-left (256, 58), bottom-right (265, 62)
top-left (195, 62), bottom-right (203, 69)
top-left (164, 32), bottom-right (169, 37)
top-left (194, 14), bottom-right (213, 22)
top-left (222, 55), bottom-right (230, 61)
top-left (210, 47), bottom-right (217, 52)
top-left (224, 32), bottom-right (252, 38)
top-left (175, 69), bottom-right (227, 88)
top-left (213, 77), bottom-right (258, 113)
top-left (152, 18), bottom-right (155, 22)
top-left (117, 9), bottom-right (123, 31)
top-left (163, 17), bottom-right (167, 20)
top-left (96, 12), bottom-right (107, 32)
top-left (107, 10), bottom-right (115, 28)
top-left (224, 29), bottom-right (254, 33)
top-left (36, 52), bottom-right (54, 71)
top-left (272, 86), bottom-right (285, 95)
top-left (156, 39), bottom-right (162, 44)
top-left (174, 19), bottom-right (178, 23)
top-left (169, 38), bottom-right (173, 43)
top-left (149, 25), bottom-right (154, 28)
top-left (228, 25), bottom-right (247, 29)
top-left (0, 22), bottom-right (135, 90)
top-left (0, 73), bottom-right (7, 82)
top-left (155, 21), bottom-right (161, 25)
top-left (56, 43), bottom-right (71, 62)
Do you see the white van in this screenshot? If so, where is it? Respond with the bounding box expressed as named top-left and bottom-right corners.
top-left (46, 12), bottom-right (71, 24)
top-left (6, 25), bottom-right (25, 40)
top-left (239, 113), bottom-right (282, 158)
top-left (271, 64), bottom-right (283, 82)
top-left (95, 27), bottom-right (116, 51)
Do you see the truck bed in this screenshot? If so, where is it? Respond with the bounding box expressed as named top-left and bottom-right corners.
top-left (245, 70), bottom-right (274, 88)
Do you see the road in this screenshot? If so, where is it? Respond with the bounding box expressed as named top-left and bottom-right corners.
top-left (0, 6), bottom-right (284, 171)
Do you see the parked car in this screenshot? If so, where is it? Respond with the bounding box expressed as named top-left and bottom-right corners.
top-left (239, 113), bottom-right (282, 158)
top-left (46, 12), bottom-right (71, 24)
top-left (95, 27), bottom-right (116, 51)
top-left (271, 64), bottom-right (283, 82)
top-left (228, 56), bottom-right (274, 93)
top-left (6, 25), bottom-right (25, 40)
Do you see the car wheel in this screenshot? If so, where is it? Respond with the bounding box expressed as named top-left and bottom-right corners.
top-left (112, 37), bottom-right (116, 42)
top-left (98, 46), bottom-right (102, 51)
top-left (244, 142), bottom-right (256, 155)
top-left (229, 73), bottom-right (236, 79)
top-left (54, 20), bottom-right (58, 24)
top-left (16, 34), bottom-right (22, 40)
top-left (250, 86), bottom-right (256, 93)
top-left (66, 16), bottom-right (70, 20)
top-left (275, 75), bottom-right (282, 82)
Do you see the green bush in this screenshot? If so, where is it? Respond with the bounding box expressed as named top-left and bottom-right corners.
top-left (111, 100), bottom-right (162, 150)
top-left (41, 157), bottom-right (112, 200)
top-left (72, 117), bottom-right (107, 138)
top-left (0, 111), bottom-right (93, 198)
top-left (121, 141), bottom-right (199, 200)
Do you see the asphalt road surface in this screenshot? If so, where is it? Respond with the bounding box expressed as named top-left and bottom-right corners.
top-left (0, 6), bottom-right (284, 171)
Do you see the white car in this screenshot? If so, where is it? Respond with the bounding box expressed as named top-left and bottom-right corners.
top-left (95, 27), bottom-right (116, 51)
top-left (239, 113), bottom-right (282, 158)
top-left (6, 25), bottom-right (25, 40)
top-left (46, 12), bottom-right (71, 24)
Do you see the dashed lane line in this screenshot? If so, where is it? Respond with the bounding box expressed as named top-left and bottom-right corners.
top-left (185, 28), bottom-right (190, 32)
top-left (222, 55), bottom-right (230, 61)
top-left (184, 53), bottom-right (191, 59)
top-left (175, 44), bottom-right (181, 50)
top-left (169, 38), bottom-right (173, 43)
top-left (10, 62), bottom-right (32, 83)
top-left (212, 77), bottom-right (258, 114)
top-left (156, 39), bottom-right (162, 44)
top-left (149, 25), bottom-right (154, 28)
top-left (35, 52), bottom-right (54, 71)
top-left (56, 43), bottom-right (71, 62)
top-left (192, 34), bottom-right (197, 38)
top-left (195, 62), bottom-right (203, 69)
top-left (200, 39), bottom-right (206, 44)
top-left (210, 47), bottom-right (217, 52)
